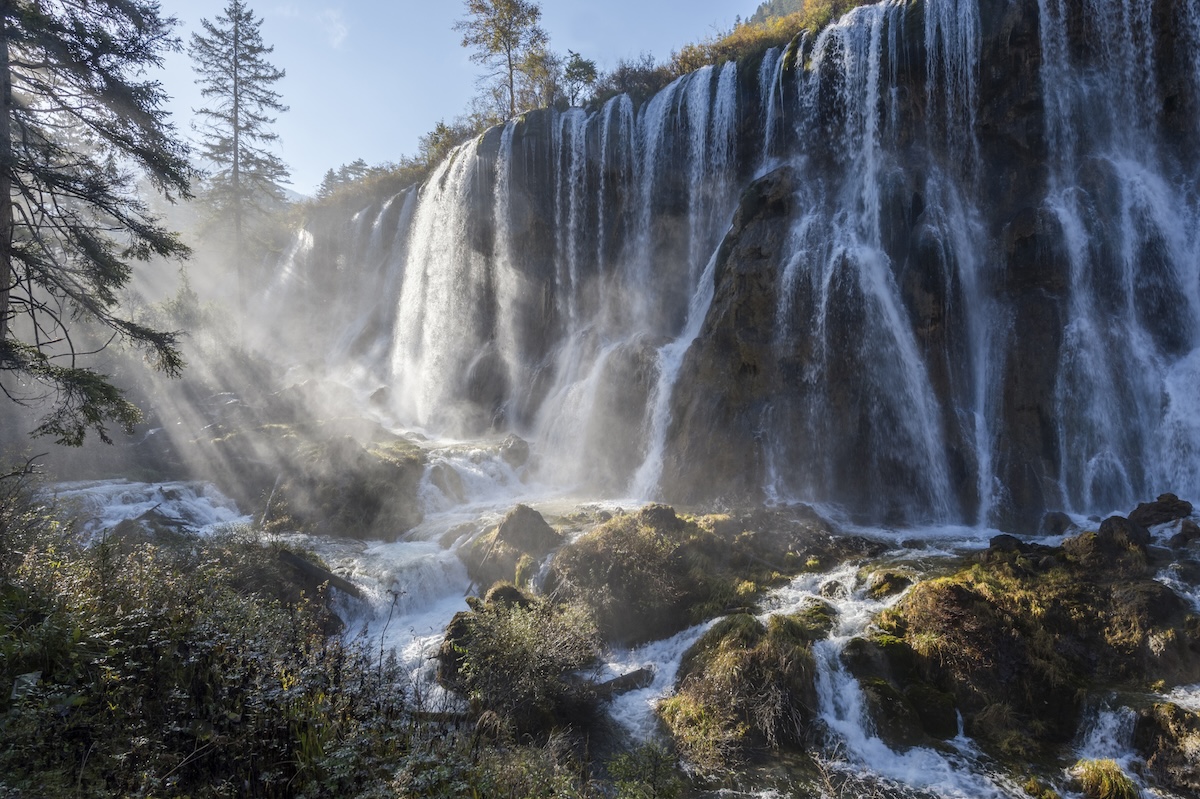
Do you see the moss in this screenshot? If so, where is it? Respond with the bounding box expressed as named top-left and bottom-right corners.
top-left (1133, 702), bottom-right (1200, 794)
top-left (875, 523), bottom-right (1200, 760)
top-left (661, 610), bottom-right (820, 771)
top-left (1071, 759), bottom-right (1140, 799)
top-left (547, 504), bottom-right (866, 647)
top-left (1024, 776), bottom-right (1063, 799)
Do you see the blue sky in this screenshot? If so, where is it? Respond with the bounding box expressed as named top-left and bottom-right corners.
top-left (157, 1), bottom-right (764, 195)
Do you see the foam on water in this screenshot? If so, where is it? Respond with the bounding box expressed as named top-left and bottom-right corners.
top-left (46, 479), bottom-right (250, 539)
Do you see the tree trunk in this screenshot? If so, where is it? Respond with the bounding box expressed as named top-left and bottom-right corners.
top-left (506, 47), bottom-right (515, 119)
top-left (231, 3), bottom-right (244, 314)
top-left (0, 4), bottom-right (13, 343)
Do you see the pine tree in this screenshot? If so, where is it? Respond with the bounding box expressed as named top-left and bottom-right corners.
top-left (0, 0), bottom-right (192, 445)
top-left (189, 0), bottom-right (288, 308)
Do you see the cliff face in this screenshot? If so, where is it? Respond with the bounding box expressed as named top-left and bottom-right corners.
top-left (264, 0), bottom-right (1200, 530)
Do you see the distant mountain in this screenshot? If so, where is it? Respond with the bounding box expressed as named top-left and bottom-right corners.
top-left (749, 0), bottom-right (804, 24)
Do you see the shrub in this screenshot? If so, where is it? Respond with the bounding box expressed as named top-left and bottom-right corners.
top-left (609, 742), bottom-right (685, 799)
top-left (1072, 759), bottom-right (1140, 799)
top-left (0, 486), bottom-right (409, 798)
top-left (449, 589), bottom-right (600, 734)
top-left (659, 611), bottom-right (819, 771)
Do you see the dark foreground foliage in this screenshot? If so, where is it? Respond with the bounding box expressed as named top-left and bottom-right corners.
top-left (0, 473), bottom-right (694, 799)
top-left (0, 485), bottom-right (407, 797)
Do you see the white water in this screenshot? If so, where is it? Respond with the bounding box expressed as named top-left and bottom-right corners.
top-left (1039, 0), bottom-right (1200, 512)
top-left (46, 479), bottom-right (250, 539)
top-left (50, 465), bottom-right (1200, 799)
top-left (186, 0), bottom-right (1200, 790)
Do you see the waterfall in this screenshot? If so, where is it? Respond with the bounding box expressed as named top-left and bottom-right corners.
top-left (257, 0), bottom-right (1200, 527)
top-left (1039, 0), bottom-right (1200, 512)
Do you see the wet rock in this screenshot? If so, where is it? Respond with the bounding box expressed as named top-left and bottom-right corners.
top-left (859, 678), bottom-right (926, 748)
top-left (989, 533), bottom-right (1024, 552)
top-left (841, 635), bottom-right (956, 745)
top-left (1039, 511), bottom-right (1075, 537)
top-left (499, 434), bottom-right (530, 468)
top-left (463, 504), bottom-right (562, 589)
top-left (593, 667), bottom-right (655, 700)
top-left (1168, 519), bottom-right (1200, 549)
top-left (369, 386), bottom-right (390, 407)
top-left (1134, 703), bottom-right (1200, 795)
top-left (868, 571), bottom-right (913, 600)
top-left (1098, 515), bottom-right (1152, 550)
top-left (1129, 494), bottom-right (1194, 529)
top-left (429, 462), bottom-right (466, 504)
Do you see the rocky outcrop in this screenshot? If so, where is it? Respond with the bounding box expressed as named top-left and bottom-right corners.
top-left (873, 517), bottom-right (1200, 759)
top-left (659, 167), bottom-right (794, 506)
top-left (1129, 493), bottom-right (1194, 529)
top-left (1134, 703), bottom-right (1200, 795)
top-left (202, 418), bottom-right (425, 540)
top-left (546, 503), bottom-right (877, 645)
top-left (463, 504), bottom-right (563, 588)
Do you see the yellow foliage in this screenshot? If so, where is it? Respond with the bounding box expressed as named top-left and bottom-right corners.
top-left (670, 1), bottom-right (873, 75)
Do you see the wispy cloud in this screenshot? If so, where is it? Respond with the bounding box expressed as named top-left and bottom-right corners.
top-left (318, 8), bottom-right (348, 49)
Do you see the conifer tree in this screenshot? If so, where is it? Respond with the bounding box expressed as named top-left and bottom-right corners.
top-left (189, 0), bottom-right (288, 308)
top-left (0, 0), bottom-right (192, 445)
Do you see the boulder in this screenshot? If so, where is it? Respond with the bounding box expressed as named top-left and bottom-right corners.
top-left (1097, 515), bottom-right (1152, 549)
top-left (1039, 511), bottom-right (1075, 537)
top-left (1168, 519), bottom-right (1200, 549)
top-left (495, 504), bottom-right (558, 552)
top-left (868, 571), bottom-right (913, 600)
top-left (1134, 703), bottom-right (1200, 795)
top-left (1129, 493), bottom-right (1194, 529)
top-left (499, 434), bottom-right (530, 468)
top-left (462, 504), bottom-right (563, 588)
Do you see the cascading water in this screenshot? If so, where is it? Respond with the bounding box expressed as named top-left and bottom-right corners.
top-left (763, 1), bottom-right (963, 523)
top-left (259, 0), bottom-right (1200, 529)
top-left (1039, 0), bottom-right (1200, 513)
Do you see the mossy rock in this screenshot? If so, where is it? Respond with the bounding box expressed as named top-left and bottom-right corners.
top-left (546, 503), bottom-right (852, 646)
top-left (877, 521), bottom-right (1200, 760)
top-left (1133, 703), bottom-right (1200, 795)
top-left (859, 678), bottom-right (925, 748)
top-left (867, 570), bottom-right (913, 600)
top-left (840, 634), bottom-right (956, 745)
top-left (904, 683), bottom-right (959, 740)
top-left (463, 505), bottom-right (563, 588)
top-left (663, 610), bottom-right (819, 771)
top-left (546, 505), bottom-right (729, 644)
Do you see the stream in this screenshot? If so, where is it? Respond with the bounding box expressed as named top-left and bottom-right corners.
top-left (50, 453), bottom-right (1200, 799)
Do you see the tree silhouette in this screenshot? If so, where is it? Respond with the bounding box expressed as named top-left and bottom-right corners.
top-left (189, 0), bottom-right (288, 309)
top-left (0, 0), bottom-right (192, 445)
